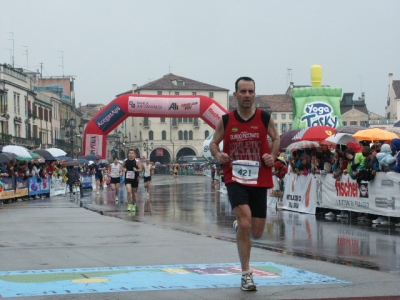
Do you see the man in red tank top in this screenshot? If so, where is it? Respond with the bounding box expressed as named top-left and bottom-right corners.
top-left (210, 77), bottom-right (280, 291)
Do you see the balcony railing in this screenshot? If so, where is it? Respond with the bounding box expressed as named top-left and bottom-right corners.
top-left (369, 119), bottom-right (397, 125)
top-left (6, 136), bottom-right (41, 149)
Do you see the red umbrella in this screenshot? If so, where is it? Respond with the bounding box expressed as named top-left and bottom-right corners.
top-left (300, 126), bottom-right (335, 142)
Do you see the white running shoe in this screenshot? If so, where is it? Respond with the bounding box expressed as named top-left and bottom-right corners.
top-left (115, 196), bottom-right (119, 201)
top-left (146, 192), bottom-right (149, 198)
top-left (96, 191), bottom-right (99, 195)
top-left (241, 272), bottom-right (257, 291)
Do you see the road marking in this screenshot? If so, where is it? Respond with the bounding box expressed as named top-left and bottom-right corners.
top-left (0, 262), bottom-right (349, 297)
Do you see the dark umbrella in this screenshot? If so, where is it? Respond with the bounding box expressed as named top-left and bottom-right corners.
top-left (77, 158), bottom-right (90, 164)
top-left (56, 156), bottom-right (73, 162)
top-left (335, 125), bottom-right (366, 134)
top-left (32, 149), bottom-right (57, 161)
top-left (0, 152), bottom-right (17, 163)
top-left (63, 160), bottom-right (82, 167)
top-left (83, 154), bottom-right (101, 161)
top-left (279, 130), bottom-right (301, 149)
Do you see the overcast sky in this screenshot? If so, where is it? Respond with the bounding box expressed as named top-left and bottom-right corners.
top-left (2, 0), bottom-right (399, 116)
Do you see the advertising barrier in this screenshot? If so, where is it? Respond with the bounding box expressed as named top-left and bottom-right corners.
top-left (15, 177), bottom-right (28, 198)
top-left (50, 176), bottom-right (66, 196)
top-left (28, 176), bottom-right (50, 197)
top-left (276, 172), bottom-right (400, 217)
top-left (0, 177), bottom-right (16, 200)
top-left (81, 174), bottom-right (93, 189)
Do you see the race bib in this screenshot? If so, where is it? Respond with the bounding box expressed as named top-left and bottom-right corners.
top-left (232, 160), bottom-right (260, 185)
top-left (126, 171), bottom-right (135, 179)
top-left (111, 171), bottom-right (119, 177)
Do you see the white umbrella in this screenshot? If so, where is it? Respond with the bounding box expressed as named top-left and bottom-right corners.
top-left (46, 148), bottom-right (67, 157)
top-left (286, 140), bottom-right (320, 151)
top-left (2, 145), bottom-right (32, 158)
top-left (202, 133), bottom-right (223, 161)
top-left (320, 133), bottom-right (358, 145)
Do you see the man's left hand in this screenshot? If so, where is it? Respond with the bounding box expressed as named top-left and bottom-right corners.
top-left (262, 153), bottom-right (275, 167)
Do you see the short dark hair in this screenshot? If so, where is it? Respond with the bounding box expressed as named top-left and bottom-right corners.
top-left (114, 156), bottom-right (118, 160)
top-left (235, 77), bottom-right (255, 92)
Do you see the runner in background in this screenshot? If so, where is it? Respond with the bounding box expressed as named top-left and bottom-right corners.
top-left (123, 149), bottom-right (143, 212)
top-left (143, 159), bottom-right (154, 197)
top-left (109, 157), bottom-right (122, 203)
top-left (173, 163), bottom-right (179, 180)
top-left (93, 158), bottom-right (106, 195)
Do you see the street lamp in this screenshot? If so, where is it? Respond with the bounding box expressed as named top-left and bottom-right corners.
top-left (65, 118), bottom-right (83, 158)
top-left (143, 139), bottom-right (154, 159)
top-left (113, 130), bottom-right (127, 159)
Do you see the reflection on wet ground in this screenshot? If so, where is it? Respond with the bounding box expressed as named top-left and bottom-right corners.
top-left (83, 175), bottom-right (400, 275)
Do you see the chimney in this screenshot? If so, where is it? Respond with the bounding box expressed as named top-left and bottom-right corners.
top-left (132, 84), bottom-right (138, 93)
top-left (79, 102), bottom-right (81, 108)
top-left (389, 73), bottom-right (393, 88)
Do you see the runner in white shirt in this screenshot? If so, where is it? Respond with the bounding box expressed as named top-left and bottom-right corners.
top-left (109, 157), bottom-right (122, 203)
top-left (143, 159), bottom-right (154, 197)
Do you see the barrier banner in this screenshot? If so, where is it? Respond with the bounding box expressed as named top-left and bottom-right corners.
top-left (0, 177), bottom-right (16, 200)
top-left (267, 175), bottom-right (282, 208)
top-left (320, 172), bottom-right (400, 217)
top-left (81, 174), bottom-right (93, 189)
top-left (28, 176), bottom-right (50, 196)
top-left (278, 173), bottom-right (317, 214)
top-left (15, 177), bottom-right (28, 198)
top-left (50, 176), bottom-right (65, 196)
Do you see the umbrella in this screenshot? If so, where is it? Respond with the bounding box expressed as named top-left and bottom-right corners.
top-left (63, 160), bottom-right (82, 167)
top-left (279, 130), bottom-right (301, 149)
top-left (335, 125), bottom-right (366, 134)
top-left (77, 158), bottom-right (90, 164)
top-left (385, 127), bottom-right (400, 135)
top-left (292, 128), bottom-right (308, 141)
top-left (33, 149), bottom-right (57, 160)
top-left (2, 145), bottom-right (32, 158)
top-left (286, 140), bottom-right (320, 151)
top-left (353, 128), bottom-right (399, 142)
top-left (83, 154), bottom-right (101, 160)
top-left (100, 159), bottom-right (109, 164)
top-left (56, 156), bottom-right (73, 162)
top-left (0, 152), bottom-right (17, 163)
top-left (300, 126), bottom-right (336, 141)
top-left (46, 148), bottom-right (67, 157)
top-left (29, 152), bottom-right (41, 159)
top-left (320, 133), bottom-right (359, 146)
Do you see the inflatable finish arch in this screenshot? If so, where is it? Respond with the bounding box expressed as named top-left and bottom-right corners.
top-left (83, 94), bottom-right (228, 158)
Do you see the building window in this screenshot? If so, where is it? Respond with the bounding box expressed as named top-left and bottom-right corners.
top-left (44, 109), bottom-right (48, 122)
top-left (205, 130), bottom-right (209, 139)
top-left (177, 80), bottom-right (184, 87)
top-left (350, 121), bottom-right (358, 125)
top-left (178, 130), bottom-right (183, 140)
top-left (289, 123), bottom-right (292, 130)
top-left (25, 97), bottom-right (28, 116)
top-left (39, 107), bottom-right (43, 120)
top-left (192, 92), bottom-right (197, 95)
top-left (184, 130), bottom-right (188, 141)
top-left (162, 130), bottom-right (167, 140)
top-left (272, 113), bottom-right (277, 120)
top-left (183, 117), bottom-right (188, 123)
top-left (157, 91), bottom-right (162, 95)
top-left (342, 121), bottom-right (347, 126)
top-left (149, 130), bottom-right (154, 140)
top-left (209, 92), bottom-right (214, 98)
top-left (143, 117), bottom-right (149, 126)
top-left (160, 117), bottom-right (165, 123)
top-left (274, 123), bottom-right (278, 130)
top-left (281, 123), bottom-right (287, 133)
top-left (360, 121), bottom-right (368, 127)
top-left (189, 130), bottom-right (193, 140)
top-left (281, 114), bottom-right (286, 120)
top-left (175, 92), bottom-right (180, 95)
top-left (289, 114), bottom-right (293, 120)
top-left (193, 118), bottom-right (199, 127)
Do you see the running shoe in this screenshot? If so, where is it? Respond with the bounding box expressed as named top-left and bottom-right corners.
top-left (146, 192), bottom-right (149, 198)
top-left (131, 204), bottom-right (136, 212)
top-left (233, 220), bottom-right (238, 233)
top-left (115, 196), bottom-right (119, 201)
top-left (241, 272), bottom-right (257, 291)
top-left (96, 191), bottom-right (99, 195)
top-left (127, 204), bottom-right (132, 211)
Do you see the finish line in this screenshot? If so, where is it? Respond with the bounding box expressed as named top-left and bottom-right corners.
top-left (0, 262), bottom-right (350, 298)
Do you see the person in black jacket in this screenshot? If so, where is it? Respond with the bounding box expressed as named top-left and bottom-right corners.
top-left (66, 166), bottom-right (84, 197)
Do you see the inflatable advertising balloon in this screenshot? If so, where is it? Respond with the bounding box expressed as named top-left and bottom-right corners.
top-left (83, 94), bottom-right (228, 158)
top-left (202, 133), bottom-right (223, 161)
top-left (291, 65), bottom-right (342, 130)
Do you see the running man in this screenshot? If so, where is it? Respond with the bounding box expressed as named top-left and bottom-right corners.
top-left (210, 76), bottom-right (279, 291)
top-left (143, 159), bottom-right (154, 197)
top-left (122, 149), bottom-right (143, 211)
top-left (173, 163), bottom-right (179, 180)
top-left (109, 157), bottom-right (122, 203)
top-left (93, 158), bottom-right (106, 195)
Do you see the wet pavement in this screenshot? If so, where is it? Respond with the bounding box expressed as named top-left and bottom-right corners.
top-left (83, 175), bottom-right (400, 275)
top-left (2, 175), bottom-right (400, 299)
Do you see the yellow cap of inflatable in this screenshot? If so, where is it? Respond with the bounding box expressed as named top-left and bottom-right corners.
top-left (311, 65), bottom-right (322, 87)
